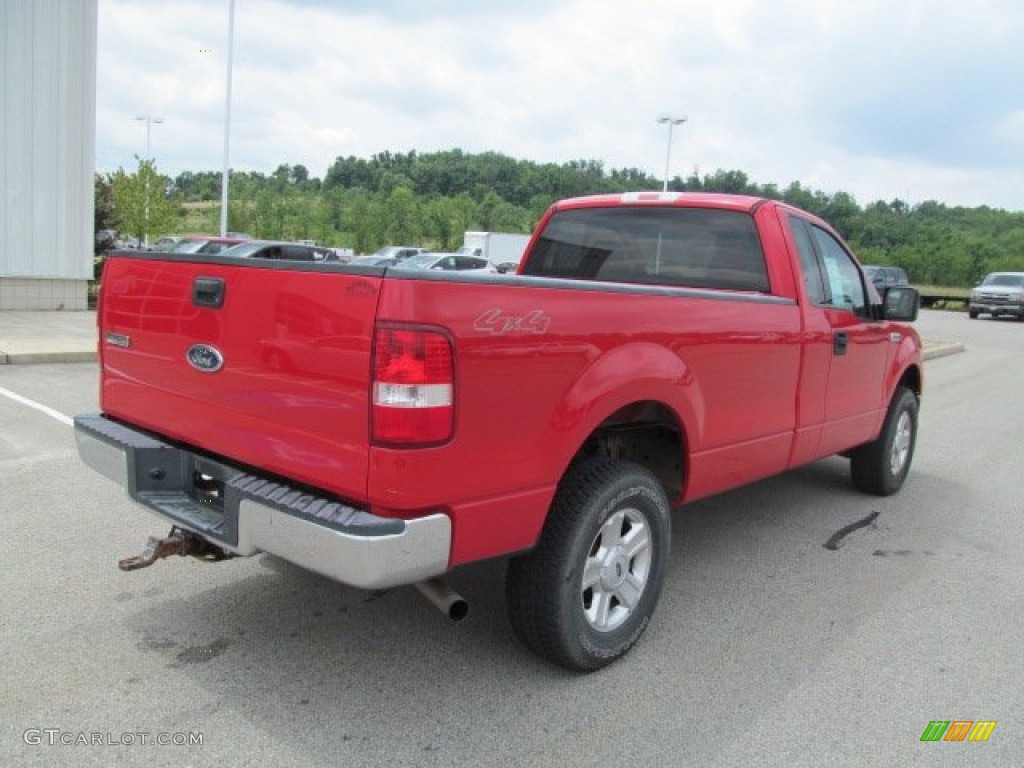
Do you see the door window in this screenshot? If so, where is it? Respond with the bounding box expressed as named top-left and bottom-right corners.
top-left (809, 226), bottom-right (869, 317)
top-left (788, 217), bottom-right (827, 305)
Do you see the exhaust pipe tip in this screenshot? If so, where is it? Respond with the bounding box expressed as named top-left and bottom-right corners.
top-left (446, 598), bottom-right (469, 622)
top-left (415, 578), bottom-right (469, 622)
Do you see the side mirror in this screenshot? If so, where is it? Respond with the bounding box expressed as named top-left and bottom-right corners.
top-left (882, 286), bottom-right (919, 321)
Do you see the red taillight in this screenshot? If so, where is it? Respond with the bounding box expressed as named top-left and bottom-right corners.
top-left (372, 327), bottom-right (454, 445)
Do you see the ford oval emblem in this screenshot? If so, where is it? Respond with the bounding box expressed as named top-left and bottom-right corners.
top-left (186, 344), bottom-right (224, 373)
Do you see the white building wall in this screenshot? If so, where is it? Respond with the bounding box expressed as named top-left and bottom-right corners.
top-left (1, 0), bottom-right (97, 310)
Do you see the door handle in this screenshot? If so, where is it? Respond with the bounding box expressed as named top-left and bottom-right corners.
top-left (833, 331), bottom-right (848, 355)
top-left (192, 277), bottom-right (226, 308)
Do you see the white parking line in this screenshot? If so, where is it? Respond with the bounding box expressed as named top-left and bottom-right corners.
top-left (0, 385), bottom-right (74, 427)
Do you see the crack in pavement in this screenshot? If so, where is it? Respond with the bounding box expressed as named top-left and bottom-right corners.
top-left (824, 510), bottom-right (880, 551)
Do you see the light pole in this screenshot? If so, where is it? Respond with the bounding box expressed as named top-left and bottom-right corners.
top-left (135, 115), bottom-right (164, 159)
top-left (657, 114), bottom-right (686, 192)
top-left (220, 0), bottom-right (236, 237)
top-left (135, 116), bottom-right (163, 248)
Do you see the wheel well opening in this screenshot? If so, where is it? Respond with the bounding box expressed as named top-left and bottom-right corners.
top-left (576, 402), bottom-right (685, 501)
top-left (901, 365), bottom-right (922, 397)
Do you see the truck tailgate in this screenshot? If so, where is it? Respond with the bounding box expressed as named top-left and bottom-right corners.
top-left (98, 254), bottom-right (380, 502)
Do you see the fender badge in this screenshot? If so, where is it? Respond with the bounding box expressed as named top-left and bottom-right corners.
top-left (104, 332), bottom-right (131, 348)
top-left (186, 344), bottom-right (225, 373)
top-left (473, 308), bottom-right (551, 335)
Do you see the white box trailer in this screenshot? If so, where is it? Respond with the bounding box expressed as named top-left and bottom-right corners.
top-left (457, 231), bottom-right (531, 268)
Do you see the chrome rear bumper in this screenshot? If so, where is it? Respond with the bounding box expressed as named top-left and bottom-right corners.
top-left (74, 414), bottom-right (451, 589)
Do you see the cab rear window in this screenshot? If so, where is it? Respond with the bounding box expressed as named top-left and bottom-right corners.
top-left (523, 207), bottom-right (770, 292)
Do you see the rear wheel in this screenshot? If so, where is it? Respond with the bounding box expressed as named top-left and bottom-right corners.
top-left (850, 386), bottom-right (918, 496)
top-left (968, 310), bottom-right (979, 319)
top-left (506, 458), bottom-right (671, 672)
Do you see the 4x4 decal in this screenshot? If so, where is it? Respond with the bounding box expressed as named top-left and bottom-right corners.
top-left (473, 308), bottom-right (551, 335)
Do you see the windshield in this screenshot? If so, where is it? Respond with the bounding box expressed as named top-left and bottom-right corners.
top-left (982, 274), bottom-right (1024, 287)
top-left (170, 239), bottom-right (207, 254)
top-left (395, 253), bottom-right (438, 269)
top-left (219, 242), bottom-right (266, 258)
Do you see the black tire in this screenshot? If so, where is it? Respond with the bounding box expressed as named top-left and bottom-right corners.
top-left (850, 386), bottom-right (918, 496)
top-left (506, 457), bottom-right (671, 672)
top-left (968, 310), bottom-right (979, 319)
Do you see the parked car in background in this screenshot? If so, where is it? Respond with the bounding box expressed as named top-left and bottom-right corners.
top-left (169, 236), bottom-right (251, 255)
top-left (95, 229), bottom-right (119, 254)
top-left (393, 252), bottom-right (497, 273)
top-left (864, 265), bottom-right (910, 290)
top-left (220, 240), bottom-right (339, 262)
top-left (969, 272), bottom-right (1024, 320)
top-left (369, 245), bottom-right (428, 262)
top-left (151, 236), bottom-right (183, 251)
top-left (349, 255), bottom-right (400, 267)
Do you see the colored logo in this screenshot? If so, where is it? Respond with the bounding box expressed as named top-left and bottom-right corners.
top-left (186, 344), bottom-right (224, 373)
top-left (920, 721), bottom-right (997, 742)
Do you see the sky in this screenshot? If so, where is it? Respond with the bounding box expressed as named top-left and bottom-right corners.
top-left (95, 0), bottom-right (1024, 211)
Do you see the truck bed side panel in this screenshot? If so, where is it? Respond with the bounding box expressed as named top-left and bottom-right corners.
top-left (370, 274), bottom-right (803, 564)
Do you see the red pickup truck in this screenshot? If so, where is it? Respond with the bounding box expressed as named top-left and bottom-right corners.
top-left (75, 192), bottom-right (922, 671)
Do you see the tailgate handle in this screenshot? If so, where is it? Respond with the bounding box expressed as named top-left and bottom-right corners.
top-left (833, 331), bottom-right (848, 356)
top-left (193, 277), bottom-right (225, 308)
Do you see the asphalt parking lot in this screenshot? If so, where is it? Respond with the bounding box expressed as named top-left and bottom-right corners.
top-left (0, 309), bottom-right (1021, 767)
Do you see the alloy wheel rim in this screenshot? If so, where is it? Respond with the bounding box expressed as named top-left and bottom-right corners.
top-left (580, 507), bottom-right (652, 632)
top-left (890, 410), bottom-right (913, 476)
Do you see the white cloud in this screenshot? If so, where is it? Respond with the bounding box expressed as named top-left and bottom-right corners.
top-left (96, 0), bottom-right (1024, 210)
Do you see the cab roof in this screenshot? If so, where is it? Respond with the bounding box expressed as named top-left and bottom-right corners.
top-left (550, 191), bottom-right (767, 213)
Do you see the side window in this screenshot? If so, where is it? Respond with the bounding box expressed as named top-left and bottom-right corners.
top-left (788, 217), bottom-right (827, 305)
top-left (283, 246), bottom-right (311, 261)
top-left (810, 226), bottom-right (868, 316)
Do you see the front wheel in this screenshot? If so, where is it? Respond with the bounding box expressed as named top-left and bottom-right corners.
top-left (850, 386), bottom-right (919, 496)
top-left (506, 458), bottom-right (671, 672)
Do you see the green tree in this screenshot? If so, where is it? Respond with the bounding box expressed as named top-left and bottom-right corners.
top-left (94, 173), bottom-right (114, 234)
top-left (424, 197), bottom-right (460, 251)
top-left (156, 149), bottom-right (1024, 285)
top-left (384, 187), bottom-right (422, 244)
top-left (347, 195), bottom-right (377, 254)
top-left (109, 157), bottom-right (181, 245)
